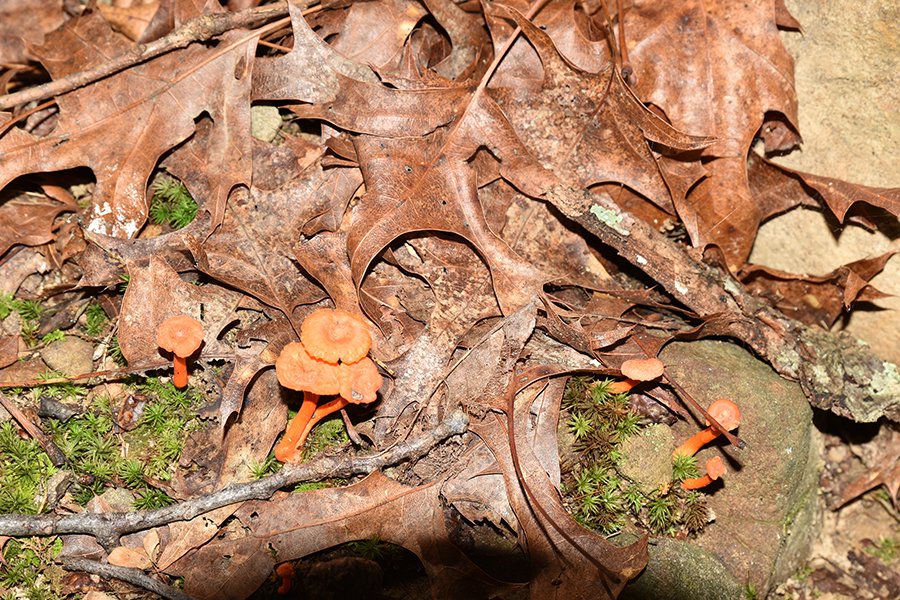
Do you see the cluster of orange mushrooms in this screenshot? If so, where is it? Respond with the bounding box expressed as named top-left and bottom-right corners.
top-left (608, 357), bottom-right (742, 492)
top-left (156, 309), bottom-right (383, 464)
top-left (273, 309), bottom-right (383, 463)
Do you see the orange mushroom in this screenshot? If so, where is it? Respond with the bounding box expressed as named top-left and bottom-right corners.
top-left (673, 399), bottom-right (742, 458)
top-left (608, 357), bottom-right (664, 394)
top-left (274, 342), bottom-right (341, 463)
top-left (275, 563), bottom-right (295, 595)
top-left (156, 315), bottom-right (204, 389)
top-left (681, 456), bottom-right (726, 490)
top-left (294, 356), bottom-right (383, 446)
top-left (274, 309), bottom-right (383, 462)
top-left (301, 308), bottom-right (371, 364)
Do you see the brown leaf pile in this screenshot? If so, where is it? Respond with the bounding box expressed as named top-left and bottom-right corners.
top-left (1, 0), bottom-right (898, 598)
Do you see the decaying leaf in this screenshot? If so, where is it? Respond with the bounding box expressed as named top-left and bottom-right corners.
top-left (741, 251), bottom-right (896, 327)
top-left (0, 10), bottom-right (256, 236)
top-left (0, 197), bottom-right (71, 258)
top-left (167, 472), bottom-right (503, 600)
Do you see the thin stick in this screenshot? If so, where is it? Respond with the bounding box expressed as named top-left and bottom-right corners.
top-left (61, 559), bottom-right (195, 600)
top-left (0, 410), bottom-right (468, 546)
top-left (0, 2), bottom-right (303, 111)
top-left (615, 0), bottom-right (633, 80)
top-left (664, 373), bottom-right (745, 449)
top-left (0, 393), bottom-right (67, 466)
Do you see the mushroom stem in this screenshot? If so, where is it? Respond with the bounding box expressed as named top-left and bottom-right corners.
top-left (681, 456), bottom-right (726, 490)
top-left (681, 473), bottom-right (717, 490)
top-left (172, 355), bottom-right (188, 389)
top-left (274, 392), bottom-right (320, 463)
top-left (608, 378), bottom-right (638, 394)
top-left (275, 563), bottom-right (295, 595)
top-left (673, 427), bottom-right (720, 458)
top-left (296, 397), bottom-right (350, 449)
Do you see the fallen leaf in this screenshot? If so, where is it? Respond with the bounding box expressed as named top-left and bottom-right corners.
top-left (0, 12), bottom-right (257, 236)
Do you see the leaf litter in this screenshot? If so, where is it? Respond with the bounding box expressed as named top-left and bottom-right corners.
top-left (0, 0), bottom-right (898, 598)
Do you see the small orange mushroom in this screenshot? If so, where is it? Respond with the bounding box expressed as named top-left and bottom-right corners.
top-left (274, 310), bottom-right (382, 462)
top-left (673, 399), bottom-right (742, 458)
top-left (681, 456), bottom-right (726, 490)
top-left (608, 357), bottom-right (664, 394)
top-left (301, 308), bottom-right (371, 364)
top-left (156, 315), bottom-right (204, 389)
top-left (275, 563), bottom-right (295, 595)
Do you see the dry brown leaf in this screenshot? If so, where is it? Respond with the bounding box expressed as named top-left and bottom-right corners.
top-left (97, 1), bottom-right (160, 41)
top-left (740, 251), bottom-right (896, 328)
top-left (625, 0), bottom-right (800, 267)
top-left (0, 0), bottom-right (65, 64)
top-left (489, 7), bottom-right (713, 216)
top-left (328, 0), bottom-right (426, 71)
top-left (0, 197), bottom-right (71, 259)
top-left (185, 183), bottom-right (333, 333)
top-left (167, 472), bottom-right (503, 600)
top-left (107, 545), bottom-right (152, 570)
top-left (0, 12), bottom-right (256, 236)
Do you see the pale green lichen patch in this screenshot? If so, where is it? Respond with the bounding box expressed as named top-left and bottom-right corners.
top-left (590, 204), bottom-right (630, 235)
top-left (723, 277), bottom-right (742, 297)
top-left (870, 361), bottom-right (900, 397)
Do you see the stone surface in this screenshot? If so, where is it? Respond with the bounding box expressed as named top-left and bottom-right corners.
top-left (41, 335), bottom-right (94, 376)
top-left (619, 423), bottom-right (675, 494)
top-left (751, 0), bottom-right (900, 365)
top-left (623, 340), bottom-right (820, 598)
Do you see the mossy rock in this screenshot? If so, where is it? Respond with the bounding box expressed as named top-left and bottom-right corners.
top-left (619, 424), bottom-right (675, 494)
top-left (623, 340), bottom-right (820, 599)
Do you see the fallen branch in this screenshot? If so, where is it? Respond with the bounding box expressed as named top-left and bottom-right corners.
top-left (61, 558), bottom-right (195, 600)
top-left (0, 1), bottom-right (302, 111)
top-left (0, 409), bottom-right (468, 546)
top-left (547, 184), bottom-right (900, 423)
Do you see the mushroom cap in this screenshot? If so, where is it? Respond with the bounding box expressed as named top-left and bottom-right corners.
top-left (156, 315), bottom-right (204, 357)
top-left (301, 309), bottom-right (372, 364)
top-left (705, 398), bottom-right (742, 431)
top-left (620, 357), bottom-right (664, 381)
top-left (705, 456), bottom-right (726, 480)
top-left (275, 342), bottom-right (341, 395)
top-left (338, 357), bottom-right (383, 404)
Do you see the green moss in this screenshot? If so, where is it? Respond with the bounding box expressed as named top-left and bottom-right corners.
top-left (0, 537), bottom-right (62, 599)
top-left (150, 176), bottom-right (197, 229)
top-left (561, 378), bottom-right (712, 536)
top-left (865, 536), bottom-right (900, 563)
top-left (0, 422), bottom-right (57, 514)
top-left (84, 303), bottom-right (108, 337)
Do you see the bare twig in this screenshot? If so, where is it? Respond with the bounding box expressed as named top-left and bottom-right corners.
top-left (0, 355), bottom-right (236, 389)
top-left (61, 558), bottom-right (195, 600)
top-left (0, 2), bottom-right (302, 111)
top-left (0, 410), bottom-right (468, 545)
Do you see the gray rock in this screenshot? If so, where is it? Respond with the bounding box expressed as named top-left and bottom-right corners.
top-left (623, 340), bottom-right (820, 598)
top-left (619, 424), bottom-right (676, 495)
top-left (41, 336), bottom-right (94, 376)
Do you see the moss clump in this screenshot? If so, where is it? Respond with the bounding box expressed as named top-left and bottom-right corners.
top-left (561, 378), bottom-right (712, 536)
